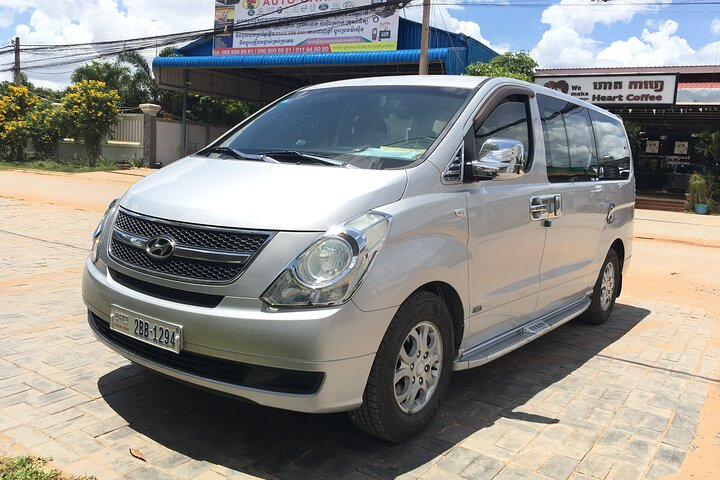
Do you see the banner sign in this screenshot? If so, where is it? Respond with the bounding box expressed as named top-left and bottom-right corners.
top-left (213, 0), bottom-right (401, 55)
top-left (535, 74), bottom-right (678, 106)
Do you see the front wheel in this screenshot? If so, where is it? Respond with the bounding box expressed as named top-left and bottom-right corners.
top-left (580, 249), bottom-right (620, 325)
top-left (349, 291), bottom-right (454, 442)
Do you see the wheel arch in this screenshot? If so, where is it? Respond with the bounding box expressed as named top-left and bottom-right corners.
top-left (415, 281), bottom-right (465, 354)
top-left (609, 238), bottom-right (625, 297)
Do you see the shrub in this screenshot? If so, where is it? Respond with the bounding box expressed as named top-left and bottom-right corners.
top-left (61, 80), bottom-right (120, 166)
top-left (0, 85), bottom-right (39, 162)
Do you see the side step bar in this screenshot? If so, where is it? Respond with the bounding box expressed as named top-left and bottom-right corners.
top-left (454, 297), bottom-right (591, 371)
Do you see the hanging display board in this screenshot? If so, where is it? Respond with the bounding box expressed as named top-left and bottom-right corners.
top-left (213, 0), bottom-right (401, 55)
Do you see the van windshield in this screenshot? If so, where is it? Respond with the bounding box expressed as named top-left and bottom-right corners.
top-left (214, 86), bottom-right (472, 170)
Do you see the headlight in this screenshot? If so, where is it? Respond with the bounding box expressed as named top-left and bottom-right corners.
top-left (91, 198), bottom-right (118, 263)
top-left (261, 211), bottom-right (391, 308)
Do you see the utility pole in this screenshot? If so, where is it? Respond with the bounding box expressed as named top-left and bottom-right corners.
top-left (418, 0), bottom-right (431, 75)
top-left (180, 69), bottom-right (189, 158)
top-left (12, 36), bottom-right (21, 86)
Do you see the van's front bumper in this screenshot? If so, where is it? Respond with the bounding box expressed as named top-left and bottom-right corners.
top-left (83, 258), bottom-right (394, 413)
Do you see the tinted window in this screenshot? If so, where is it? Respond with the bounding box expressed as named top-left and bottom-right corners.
top-left (218, 86), bottom-right (471, 170)
top-left (538, 95), bottom-right (597, 183)
top-left (589, 110), bottom-right (631, 180)
top-left (541, 108), bottom-right (570, 175)
top-left (475, 96), bottom-right (532, 169)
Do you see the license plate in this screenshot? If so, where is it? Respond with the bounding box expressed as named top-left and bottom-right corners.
top-left (110, 305), bottom-right (182, 354)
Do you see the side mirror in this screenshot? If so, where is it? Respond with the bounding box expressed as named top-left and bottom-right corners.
top-left (472, 138), bottom-right (524, 180)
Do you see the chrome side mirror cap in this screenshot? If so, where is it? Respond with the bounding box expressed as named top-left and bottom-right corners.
top-left (472, 138), bottom-right (524, 180)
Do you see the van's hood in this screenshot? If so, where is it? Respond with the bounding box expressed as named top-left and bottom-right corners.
top-left (120, 156), bottom-right (408, 231)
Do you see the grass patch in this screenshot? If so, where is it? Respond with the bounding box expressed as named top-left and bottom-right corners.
top-left (0, 159), bottom-right (119, 173)
top-left (0, 456), bottom-right (95, 480)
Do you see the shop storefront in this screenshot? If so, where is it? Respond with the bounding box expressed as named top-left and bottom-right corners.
top-left (535, 66), bottom-right (720, 197)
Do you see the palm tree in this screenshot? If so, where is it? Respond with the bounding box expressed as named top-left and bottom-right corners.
top-left (695, 130), bottom-right (720, 163)
top-left (71, 61), bottom-right (131, 97)
top-left (117, 51), bottom-right (159, 107)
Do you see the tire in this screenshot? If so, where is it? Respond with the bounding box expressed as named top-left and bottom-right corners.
top-left (349, 290), bottom-right (454, 442)
top-left (580, 249), bottom-right (620, 325)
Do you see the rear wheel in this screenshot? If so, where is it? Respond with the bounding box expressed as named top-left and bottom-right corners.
top-left (580, 249), bottom-right (620, 325)
top-left (349, 291), bottom-right (453, 442)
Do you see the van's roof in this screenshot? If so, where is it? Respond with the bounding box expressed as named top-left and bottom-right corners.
top-left (303, 75), bottom-right (488, 90)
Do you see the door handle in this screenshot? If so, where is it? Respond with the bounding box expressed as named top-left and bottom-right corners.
top-left (606, 203), bottom-right (616, 224)
top-left (549, 194), bottom-right (562, 218)
top-left (530, 196), bottom-right (547, 221)
top-left (530, 195), bottom-right (562, 221)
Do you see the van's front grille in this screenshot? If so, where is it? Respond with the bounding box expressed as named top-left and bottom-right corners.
top-left (109, 268), bottom-right (224, 308)
top-left (108, 208), bottom-right (275, 284)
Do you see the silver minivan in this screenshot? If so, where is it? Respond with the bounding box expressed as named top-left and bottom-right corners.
top-left (83, 76), bottom-right (634, 441)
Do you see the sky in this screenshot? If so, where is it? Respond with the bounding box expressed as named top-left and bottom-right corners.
top-left (1, 0), bottom-right (720, 90)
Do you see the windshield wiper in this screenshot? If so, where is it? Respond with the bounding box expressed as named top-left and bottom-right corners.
top-left (261, 150), bottom-right (352, 168)
top-left (201, 147), bottom-right (278, 163)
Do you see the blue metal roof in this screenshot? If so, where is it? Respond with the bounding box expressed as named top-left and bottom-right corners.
top-left (154, 48), bottom-right (451, 69)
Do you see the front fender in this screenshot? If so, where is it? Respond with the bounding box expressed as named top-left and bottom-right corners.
top-left (352, 193), bottom-right (469, 320)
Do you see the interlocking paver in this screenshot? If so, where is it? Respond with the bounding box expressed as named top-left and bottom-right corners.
top-left (1, 193), bottom-right (720, 479)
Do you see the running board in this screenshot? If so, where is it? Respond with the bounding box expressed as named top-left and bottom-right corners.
top-left (454, 297), bottom-right (590, 371)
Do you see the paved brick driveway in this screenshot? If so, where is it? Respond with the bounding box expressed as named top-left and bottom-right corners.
top-left (1, 196), bottom-right (718, 479)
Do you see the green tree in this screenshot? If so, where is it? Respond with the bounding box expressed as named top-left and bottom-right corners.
top-left (695, 130), bottom-right (720, 163)
top-left (28, 102), bottom-right (63, 160)
top-left (466, 51), bottom-right (538, 82)
top-left (0, 84), bottom-right (39, 162)
top-left (71, 61), bottom-right (131, 104)
top-left (62, 80), bottom-right (121, 166)
top-left (117, 51), bottom-right (159, 107)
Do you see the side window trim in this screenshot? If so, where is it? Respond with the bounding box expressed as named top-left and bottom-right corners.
top-left (469, 86), bottom-right (536, 178)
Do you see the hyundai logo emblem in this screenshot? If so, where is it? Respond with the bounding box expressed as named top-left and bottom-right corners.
top-left (145, 236), bottom-right (175, 260)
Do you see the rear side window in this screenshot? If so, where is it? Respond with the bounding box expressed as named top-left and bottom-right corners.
top-left (537, 94), bottom-right (597, 183)
top-left (589, 110), bottom-right (631, 180)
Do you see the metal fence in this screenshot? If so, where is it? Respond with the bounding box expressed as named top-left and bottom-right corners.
top-left (108, 114), bottom-right (143, 145)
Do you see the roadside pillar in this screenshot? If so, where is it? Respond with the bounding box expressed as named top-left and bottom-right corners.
top-left (139, 103), bottom-right (161, 167)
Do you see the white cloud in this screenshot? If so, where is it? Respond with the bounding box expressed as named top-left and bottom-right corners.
top-left (1, 1), bottom-right (212, 88)
top-left (712, 18), bottom-right (720, 36)
top-left (0, 8), bottom-right (12, 28)
top-left (402, 4), bottom-right (507, 53)
top-left (532, 0), bottom-right (720, 68)
top-left (540, 0), bottom-right (668, 36)
top-left (595, 20), bottom-right (695, 66)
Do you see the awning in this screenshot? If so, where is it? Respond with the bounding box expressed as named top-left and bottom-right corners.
top-left (153, 48), bottom-right (451, 69)
top-left (677, 81), bottom-right (720, 105)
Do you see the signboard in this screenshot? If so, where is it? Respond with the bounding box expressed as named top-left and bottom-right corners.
top-left (674, 141), bottom-right (688, 155)
top-left (213, 0), bottom-right (401, 55)
top-left (536, 74), bottom-right (678, 106)
top-left (646, 141), bottom-right (660, 154)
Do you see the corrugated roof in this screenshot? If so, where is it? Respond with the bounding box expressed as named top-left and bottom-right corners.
top-left (153, 48), bottom-right (450, 69)
top-left (678, 82), bottom-right (720, 88)
top-left (536, 65), bottom-right (720, 75)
